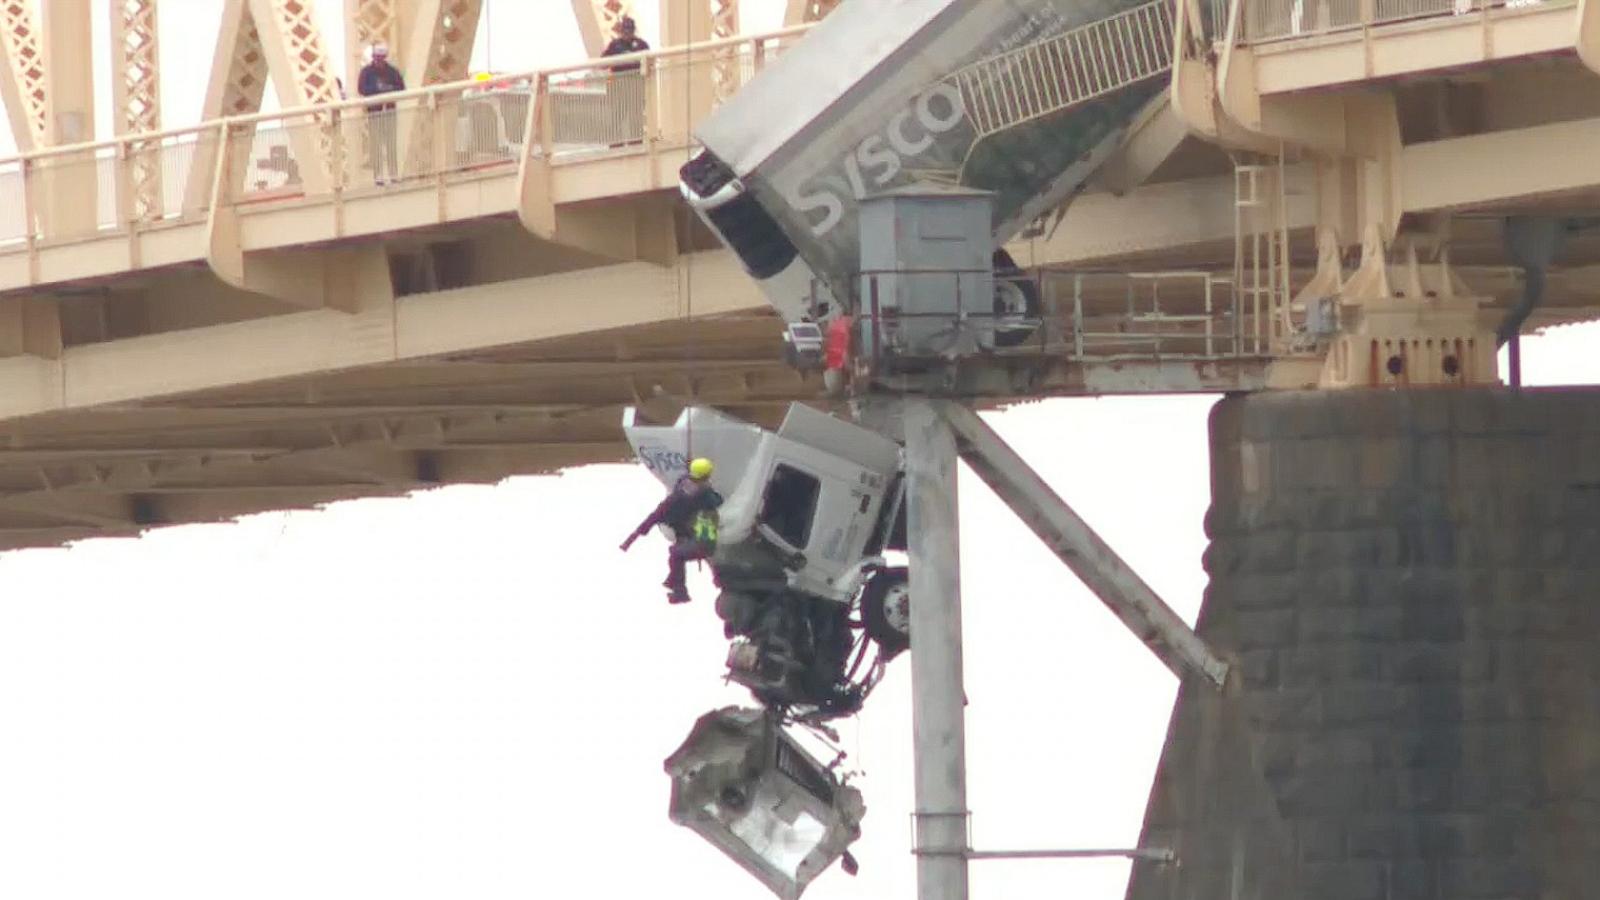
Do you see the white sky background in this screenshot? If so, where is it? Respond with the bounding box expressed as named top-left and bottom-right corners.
top-left (0, 2), bottom-right (1598, 899)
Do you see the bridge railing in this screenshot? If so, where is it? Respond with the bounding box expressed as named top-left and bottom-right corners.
top-left (1220, 0), bottom-right (1571, 44)
top-left (853, 267), bottom-right (1260, 371)
top-left (0, 24), bottom-right (814, 250)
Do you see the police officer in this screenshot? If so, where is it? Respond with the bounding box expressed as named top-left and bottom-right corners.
top-left (602, 16), bottom-right (650, 70)
top-left (600, 16), bottom-right (649, 145)
top-left (622, 457), bottom-right (722, 604)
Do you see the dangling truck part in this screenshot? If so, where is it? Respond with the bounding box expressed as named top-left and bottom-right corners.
top-left (679, 0), bottom-right (1175, 350)
top-left (627, 405), bottom-right (901, 898)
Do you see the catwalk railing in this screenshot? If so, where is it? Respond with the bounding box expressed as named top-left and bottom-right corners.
top-left (0, 24), bottom-right (814, 248)
top-left (852, 267), bottom-right (1295, 372)
top-left (1213, 0), bottom-right (1573, 44)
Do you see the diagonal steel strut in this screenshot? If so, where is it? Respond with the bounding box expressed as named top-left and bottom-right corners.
top-left (936, 400), bottom-right (1230, 690)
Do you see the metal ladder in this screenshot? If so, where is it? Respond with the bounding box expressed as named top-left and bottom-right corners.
top-left (1233, 158), bottom-right (1298, 355)
top-left (944, 0), bottom-right (1176, 143)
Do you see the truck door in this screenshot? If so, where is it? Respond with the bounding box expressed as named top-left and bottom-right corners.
top-left (758, 463), bottom-right (822, 555)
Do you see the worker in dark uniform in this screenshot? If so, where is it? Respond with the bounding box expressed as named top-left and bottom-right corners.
top-left (622, 457), bottom-right (722, 604)
top-left (357, 43), bottom-right (406, 184)
top-left (602, 16), bottom-right (650, 69)
top-left (600, 16), bottom-right (650, 145)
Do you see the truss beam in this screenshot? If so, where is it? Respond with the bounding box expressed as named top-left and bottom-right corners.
top-left (200, 0), bottom-right (270, 121)
top-left (189, 0), bottom-right (341, 204)
top-left (0, 0), bottom-right (45, 150)
top-left (710, 0), bottom-right (740, 102)
top-left (572, 0), bottom-right (634, 59)
top-left (39, 0), bottom-right (98, 237)
top-left (404, 0), bottom-right (481, 87)
top-left (250, 0), bottom-right (341, 107)
top-left (187, 0), bottom-right (269, 213)
top-left (111, 0), bottom-right (162, 224)
top-left (249, 0), bottom-right (341, 193)
top-left (659, 0), bottom-right (715, 143)
top-left (343, 0), bottom-right (412, 91)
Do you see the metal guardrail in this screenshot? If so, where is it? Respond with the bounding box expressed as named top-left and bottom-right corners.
top-left (852, 267), bottom-right (1255, 370)
top-left (1232, 0), bottom-right (1572, 44)
top-left (947, 0), bottom-right (1176, 141)
top-left (0, 24), bottom-right (813, 248)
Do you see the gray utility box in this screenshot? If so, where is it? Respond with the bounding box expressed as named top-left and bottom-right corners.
top-left (858, 183), bottom-right (995, 360)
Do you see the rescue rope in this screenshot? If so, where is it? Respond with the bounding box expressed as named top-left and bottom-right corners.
top-left (676, 8), bottom-right (698, 462)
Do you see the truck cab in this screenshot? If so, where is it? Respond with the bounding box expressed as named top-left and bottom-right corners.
top-left (624, 403), bottom-right (903, 604)
top-left (624, 403), bottom-right (909, 720)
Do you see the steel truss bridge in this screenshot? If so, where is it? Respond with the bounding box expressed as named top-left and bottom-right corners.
top-left (0, 0), bottom-right (1593, 549)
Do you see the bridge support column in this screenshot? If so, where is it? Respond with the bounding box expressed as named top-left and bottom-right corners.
top-left (903, 398), bottom-right (971, 900)
top-left (1128, 389), bottom-right (1600, 899)
top-left (39, 0), bottom-right (98, 239)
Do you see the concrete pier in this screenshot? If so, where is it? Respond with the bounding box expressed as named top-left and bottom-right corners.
top-left (1128, 388), bottom-right (1600, 900)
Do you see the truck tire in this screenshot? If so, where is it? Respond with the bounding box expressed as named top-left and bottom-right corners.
top-left (992, 248), bottom-right (1041, 349)
top-left (860, 567), bottom-right (910, 656)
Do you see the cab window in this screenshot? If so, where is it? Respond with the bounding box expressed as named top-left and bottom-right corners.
top-left (760, 464), bottom-right (821, 549)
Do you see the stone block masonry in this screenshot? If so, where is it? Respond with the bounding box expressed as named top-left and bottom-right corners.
top-left (1127, 388), bottom-right (1600, 900)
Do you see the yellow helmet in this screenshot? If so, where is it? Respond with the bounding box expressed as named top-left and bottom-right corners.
top-left (688, 457), bottom-right (714, 481)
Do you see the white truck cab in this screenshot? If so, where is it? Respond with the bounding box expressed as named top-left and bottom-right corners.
top-left (623, 403), bottom-right (903, 603)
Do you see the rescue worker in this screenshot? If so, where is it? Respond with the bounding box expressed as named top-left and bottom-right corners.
top-left (357, 43), bottom-right (406, 184)
top-left (621, 457), bottom-right (722, 604)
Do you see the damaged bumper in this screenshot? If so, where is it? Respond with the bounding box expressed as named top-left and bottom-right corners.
top-left (664, 707), bottom-right (865, 899)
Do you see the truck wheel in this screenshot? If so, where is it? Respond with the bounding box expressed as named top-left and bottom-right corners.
top-left (992, 248), bottom-right (1040, 348)
top-left (860, 567), bottom-right (910, 656)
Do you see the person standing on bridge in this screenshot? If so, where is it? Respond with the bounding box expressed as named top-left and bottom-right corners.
top-left (602, 16), bottom-right (650, 70)
top-left (601, 16), bottom-right (650, 145)
top-left (621, 457), bottom-right (722, 605)
top-left (358, 43), bottom-right (406, 185)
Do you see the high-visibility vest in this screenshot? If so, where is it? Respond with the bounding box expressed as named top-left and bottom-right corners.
top-left (691, 509), bottom-right (719, 546)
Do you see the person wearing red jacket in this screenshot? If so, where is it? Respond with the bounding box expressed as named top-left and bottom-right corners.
top-left (823, 314), bottom-right (854, 395)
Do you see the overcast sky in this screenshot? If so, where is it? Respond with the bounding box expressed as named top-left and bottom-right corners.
top-left (0, 3), bottom-right (1597, 900)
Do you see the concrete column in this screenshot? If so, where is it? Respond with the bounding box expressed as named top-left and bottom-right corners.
top-left (903, 398), bottom-right (970, 900)
top-left (1129, 388), bottom-right (1600, 900)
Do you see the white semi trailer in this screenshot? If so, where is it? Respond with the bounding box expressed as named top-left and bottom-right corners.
top-left (680, 0), bottom-right (1172, 346)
